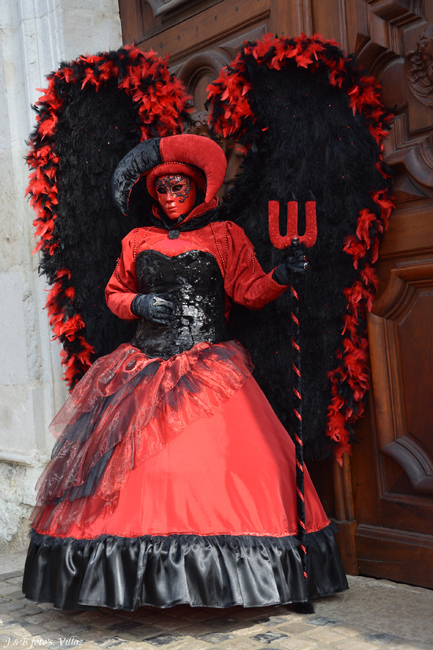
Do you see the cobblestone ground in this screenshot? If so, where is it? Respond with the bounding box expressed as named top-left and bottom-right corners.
top-left (0, 560), bottom-right (432, 650)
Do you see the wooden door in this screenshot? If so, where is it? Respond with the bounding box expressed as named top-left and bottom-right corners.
top-left (344, 2), bottom-right (433, 589)
top-left (119, 0), bottom-right (433, 588)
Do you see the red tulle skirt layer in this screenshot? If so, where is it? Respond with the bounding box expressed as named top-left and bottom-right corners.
top-left (32, 341), bottom-right (253, 535)
top-left (32, 340), bottom-right (330, 540)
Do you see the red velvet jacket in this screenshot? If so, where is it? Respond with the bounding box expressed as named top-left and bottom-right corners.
top-left (105, 218), bottom-right (287, 321)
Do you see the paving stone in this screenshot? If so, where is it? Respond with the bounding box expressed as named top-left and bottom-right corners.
top-left (107, 620), bottom-right (144, 633)
top-left (390, 644), bottom-right (433, 650)
top-left (17, 623), bottom-right (50, 635)
top-left (151, 606), bottom-right (190, 617)
top-left (111, 645), bottom-right (152, 650)
top-left (232, 608), bottom-right (275, 621)
top-left (0, 600), bottom-right (27, 613)
top-left (198, 631), bottom-right (235, 644)
top-left (274, 606), bottom-right (298, 615)
top-left (110, 610), bottom-right (143, 619)
top-left (15, 605), bottom-right (43, 618)
top-left (257, 645), bottom-right (294, 650)
top-left (95, 637), bottom-right (128, 648)
top-left (26, 637), bottom-right (57, 646)
top-left (53, 634), bottom-right (86, 647)
top-left (265, 640), bottom-right (320, 650)
top-left (7, 624), bottom-right (33, 638)
top-left (62, 624), bottom-right (92, 636)
top-left (305, 626), bottom-right (347, 643)
top-left (7, 591), bottom-right (25, 600)
top-left (61, 609), bottom-right (86, 617)
top-left (145, 633), bottom-right (182, 646)
top-left (231, 623), bottom-right (267, 637)
top-left (0, 572), bottom-right (432, 650)
top-left (160, 640), bottom-right (211, 650)
top-left (334, 626), bottom-right (364, 637)
top-left (0, 634), bottom-right (20, 646)
top-left (252, 631), bottom-right (290, 644)
top-left (76, 612), bottom-right (112, 625)
top-left (45, 618), bottom-right (75, 631)
top-left (39, 611), bottom-right (66, 622)
top-left (307, 616), bottom-right (339, 627)
top-left (87, 617), bottom-right (127, 629)
top-left (24, 612), bottom-right (55, 624)
top-left (334, 639), bottom-right (380, 650)
top-left (0, 586), bottom-right (19, 596)
top-left (0, 571), bottom-right (24, 580)
top-left (363, 632), bottom-right (403, 645)
top-left (171, 622), bottom-right (216, 637)
top-left (214, 640), bottom-right (260, 650)
top-left (5, 577), bottom-right (23, 586)
top-left (207, 617), bottom-right (247, 633)
top-left (253, 615), bottom-right (293, 627)
top-left (79, 630), bottom-right (116, 643)
top-left (144, 617), bottom-right (189, 631)
top-left (115, 624), bottom-right (163, 639)
top-left (277, 622), bottom-right (314, 634)
top-left (36, 631), bottom-right (69, 644)
top-left (173, 609), bottom-right (223, 622)
top-left (137, 611), bottom-right (166, 621)
top-left (2, 618), bottom-right (30, 627)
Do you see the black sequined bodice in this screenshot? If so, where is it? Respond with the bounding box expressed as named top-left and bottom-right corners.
top-left (132, 250), bottom-right (228, 358)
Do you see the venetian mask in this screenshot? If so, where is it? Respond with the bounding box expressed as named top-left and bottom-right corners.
top-left (155, 174), bottom-right (196, 220)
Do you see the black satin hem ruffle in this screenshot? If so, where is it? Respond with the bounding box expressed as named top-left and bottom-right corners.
top-left (22, 525), bottom-right (348, 610)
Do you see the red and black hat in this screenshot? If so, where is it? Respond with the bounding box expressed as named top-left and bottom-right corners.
top-left (112, 134), bottom-right (227, 215)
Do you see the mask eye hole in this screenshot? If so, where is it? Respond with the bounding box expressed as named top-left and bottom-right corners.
top-left (156, 186), bottom-right (167, 194)
top-left (171, 183), bottom-right (183, 193)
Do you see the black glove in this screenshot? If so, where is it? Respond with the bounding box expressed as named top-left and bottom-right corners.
top-left (273, 239), bottom-right (309, 285)
top-left (131, 293), bottom-right (175, 325)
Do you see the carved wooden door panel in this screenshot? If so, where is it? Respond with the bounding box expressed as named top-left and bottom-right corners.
top-left (345, 2), bottom-right (433, 588)
top-left (119, 0), bottom-right (433, 587)
top-left (308, 0), bottom-right (433, 588)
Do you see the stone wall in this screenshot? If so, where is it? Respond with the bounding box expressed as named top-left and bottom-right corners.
top-left (0, 0), bottom-right (122, 553)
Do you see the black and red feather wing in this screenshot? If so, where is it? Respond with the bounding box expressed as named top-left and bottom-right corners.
top-left (208, 34), bottom-right (393, 461)
top-left (27, 46), bottom-right (190, 388)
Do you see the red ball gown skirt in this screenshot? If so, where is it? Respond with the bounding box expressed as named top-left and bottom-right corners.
top-left (23, 341), bottom-right (347, 610)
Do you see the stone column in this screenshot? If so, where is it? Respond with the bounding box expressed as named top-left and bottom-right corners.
top-left (0, 0), bottom-right (122, 552)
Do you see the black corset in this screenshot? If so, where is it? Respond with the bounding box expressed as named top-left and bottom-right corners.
top-left (132, 250), bottom-right (228, 359)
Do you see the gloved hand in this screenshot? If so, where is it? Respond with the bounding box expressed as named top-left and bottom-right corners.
top-left (131, 293), bottom-right (175, 325)
top-left (272, 239), bottom-right (309, 285)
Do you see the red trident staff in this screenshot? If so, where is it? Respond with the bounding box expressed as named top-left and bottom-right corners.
top-left (268, 199), bottom-right (317, 607)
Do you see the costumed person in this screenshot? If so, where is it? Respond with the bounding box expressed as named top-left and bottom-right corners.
top-left (23, 34), bottom-right (393, 612)
top-left (22, 133), bottom-right (348, 610)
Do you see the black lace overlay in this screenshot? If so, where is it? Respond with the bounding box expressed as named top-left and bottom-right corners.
top-left (132, 250), bottom-right (228, 358)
